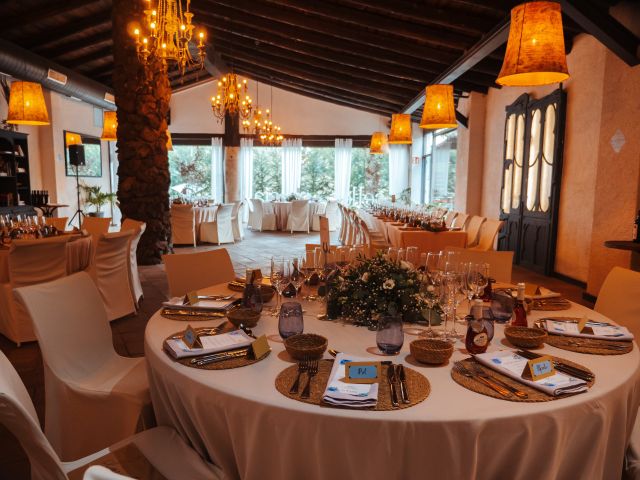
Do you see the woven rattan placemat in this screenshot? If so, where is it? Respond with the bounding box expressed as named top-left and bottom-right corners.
top-left (160, 308), bottom-right (227, 322)
top-left (531, 298), bottom-right (571, 311)
top-left (275, 359), bottom-right (430, 411)
top-left (451, 357), bottom-right (594, 403)
top-left (539, 317), bottom-right (633, 355)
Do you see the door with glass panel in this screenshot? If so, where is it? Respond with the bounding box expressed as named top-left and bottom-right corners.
top-left (498, 89), bottom-right (566, 274)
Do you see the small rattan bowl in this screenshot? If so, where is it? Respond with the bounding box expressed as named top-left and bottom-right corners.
top-left (410, 339), bottom-right (454, 365)
top-left (504, 326), bottom-right (547, 349)
top-left (284, 333), bottom-right (328, 360)
top-left (226, 307), bottom-right (261, 328)
top-left (259, 285), bottom-right (276, 303)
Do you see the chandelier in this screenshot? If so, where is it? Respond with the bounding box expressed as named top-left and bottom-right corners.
top-left (258, 109), bottom-right (283, 146)
top-left (133, 0), bottom-right (206, 76)
top-left (211, 73), bottom-right (253, 123)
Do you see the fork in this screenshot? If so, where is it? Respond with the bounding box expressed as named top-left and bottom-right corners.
top-left (301, 360), bottom-right (319, 399)
top-left (469, 361), bottom-right (528, 399)
top-left (454, 362), bottom-right (512, 398)
top-left (289, 358), bottom-right (309, 394)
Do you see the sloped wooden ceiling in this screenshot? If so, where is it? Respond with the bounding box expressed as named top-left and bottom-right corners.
top-left (0, 0), bottom-right (620, 117)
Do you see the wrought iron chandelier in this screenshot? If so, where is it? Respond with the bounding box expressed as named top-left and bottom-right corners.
top-left (258, 86), bottom-right (283, 146)
top-left (133, 0), bottom-right (206, 76)
top-left (210, 73), bottom-right (253, 123)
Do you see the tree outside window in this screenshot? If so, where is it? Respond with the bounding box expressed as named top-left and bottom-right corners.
top-left (168, 145), bottom-right (212, 198)
top-left (253, 147), bottom-right (281, 197)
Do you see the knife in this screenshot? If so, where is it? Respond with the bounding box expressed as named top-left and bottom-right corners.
top-left (387, 364), bottom-right (399, 407)
top-left (190, 347), bottom-right (249, 365)
top-left (515, 350), bottom-right (594, 381)
top-left (397, 365), bottom-right (409, 404)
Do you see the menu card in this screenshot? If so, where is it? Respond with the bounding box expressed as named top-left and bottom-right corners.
top-left (474, 350), bottom-right (588, 396)
top-left (544, 319), bottom-right (634, 340)
top-left (525, 286), bottom-right (561, 300)
top-left (164, 329), bottom-right (253, 359)
top-left (162, 297), bottom-right (237, 311)
top-left (322, 353), bottom-right (379, 408)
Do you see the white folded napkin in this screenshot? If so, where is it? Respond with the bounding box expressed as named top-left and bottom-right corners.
top-left (544, 319), bottom-right (634, 341)
top-left (164, 330), bottom-right (253, 359)
top-left (474, 350), bottom-right (588, 396)
top-left (322, 353), bottom-right (379, 408)
top-left (162, 296), bottom-right (236, 311)
top-left (526, 287), bottom-right (561, 300)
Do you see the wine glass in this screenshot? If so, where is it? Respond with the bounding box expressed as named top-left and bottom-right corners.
top-left (438, 273), bottom-right (457, 344)
top-left (376, 314), bottom-right (404, 355)
top-left (405, 246), bottom-right (419, 269)
top-left (270, 257), bottom-right (285, 315)
top-left (475, 263), bottom-right (490, 298)
top-left (290, 257), bottom-right (306, 299)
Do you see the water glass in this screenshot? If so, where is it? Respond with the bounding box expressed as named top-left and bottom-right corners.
top-left (490, 290), bottom-right (515, 323)
top-left (405, 246), bottom-right (419, 268)
top-left (376, 314), bottom-right (404, 355)
top-left (278, 301), bottom-right (304, 339)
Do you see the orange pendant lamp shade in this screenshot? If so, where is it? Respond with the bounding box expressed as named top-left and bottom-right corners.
top-left (101, 111), bottom-right (118, 141)
top-left (65, 132), bottom-right (83, 146)
top-left (166, 130), bottom-right (173, 151)
top-left (388, 114), bottom-right (412, 144)
top-left (497, 1), bottom-right (569, 87)
top-left (7, 81), bottom-right (50, 125)
top-left (369, 131), bottom-right (388, 155)
top-left (420, 85), bottom-right (457, 129)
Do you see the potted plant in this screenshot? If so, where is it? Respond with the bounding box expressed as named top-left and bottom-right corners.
top-left (80, 184), bottom-right (116, 217)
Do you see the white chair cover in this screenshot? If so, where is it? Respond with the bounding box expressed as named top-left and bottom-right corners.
top-left (246, 197), bottom-right (257, 230)
top-left (120, 219), bottom-right (146, 307)
top-left (163, 249), bottom-right (236, 298)
top-left (87, 231), bottom-right (136, 321)
top-left (325, 200), bottom-right (340, 231)
top-left (470, 219), bottom-right (504, 251)
top-left (444, 211), bottom-right (458, 228)
top-left (231, 201), bottom-right (244, 241)
top-left (444, 247), bottom-right (514, 283)
top-left (249, 199), bottom-right (276, 231)
top-left (201, 203), bottom-right (235, 245)
top-left (465, 215), bottom-right (486, 247)
top-left (14, 273), bottom-right (151, 462)
top-left (46, 217), bottom-right (68, 232)
top-left (81, 217), bottom-right (111, 239)
top-left (0, 236), bottom-right (70, 345)
top-left (170, 204), bottom-right (196, 247)
top-left (311, 202), bottom-right (327, 232)
top-left (0, 350), bottom-right (221, 480)
top-left (287, 199), bottom-right (310, 233)
top-left (595, 267), bottom-right (640, 339)
top-left (452, 212), bottom-right (469, 230)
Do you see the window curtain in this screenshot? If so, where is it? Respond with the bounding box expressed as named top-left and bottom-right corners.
top-left (334, 138), bottom-right (352, 201)
top-left (281, 138), bottom-right (302, 195)
top-left (239, 137), bottom-right (253, 221)
top-left (388, 144), bottom-right (410, 197)
top-left (211, 137), bottom-right (224, 202)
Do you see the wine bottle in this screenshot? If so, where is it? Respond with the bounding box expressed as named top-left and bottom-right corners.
top-left (511, 283), bottom-right (528, 327)
top-left (481, 278), bottom-right (494, 302)
top-left (634, 210), bottom-right (640, 243)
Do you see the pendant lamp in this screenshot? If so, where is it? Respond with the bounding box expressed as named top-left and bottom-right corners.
top-left (100, 111), bottom-right (118, 141)
top-left (497, 1), bottom-right (569, 87)
top-left (369, 131), bottom-right (388, 155)
top-left (7, 81), bottom-right (50, 125)
top-left (388, 114), bottom-right (412, 144)
top-left (419, 85), bottom-right (456, 130)
top-left (65, 132), bottom-right (83, 146)
top-left (166, 130), bottom-right (173, 151)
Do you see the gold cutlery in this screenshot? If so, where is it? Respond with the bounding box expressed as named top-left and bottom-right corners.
top-left (397, 364), bottom-right (409, 404)
top-left (469, 360), bottom-right (528, 399)
top-left (454, 362), bottom-right (512, 398)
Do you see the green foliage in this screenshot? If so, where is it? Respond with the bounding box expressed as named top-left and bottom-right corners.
top-left (79, 184), bottom-right (116, 212)
top-left (66, 143), bottom-right (102, 177)
top-left (364, 153), bottom-right (389, 196)
top-left (168, 145), bottom-right (212, 197)
top-left (253, 147), bottom-right (281, 195)
top-left (300, 147), bottom-right (334, 197)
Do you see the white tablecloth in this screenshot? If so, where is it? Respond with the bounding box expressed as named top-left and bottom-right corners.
top-left (144, 284), bottom-right (640, 480)
top-left (269, 201), bottom-right (320, 231)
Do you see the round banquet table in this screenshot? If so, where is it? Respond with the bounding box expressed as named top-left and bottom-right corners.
top-left (269, 201), bottom-right (321, 231)
top-left (144, 283), bottom-right (640, 480)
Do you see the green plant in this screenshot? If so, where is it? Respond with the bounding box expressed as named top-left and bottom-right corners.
top-left (80, 184), bottom-right (116, 213)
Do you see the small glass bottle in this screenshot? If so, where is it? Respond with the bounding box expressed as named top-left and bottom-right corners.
top-left (242, 268), bottom-right (263, 313)
top-left (481, 278), bottom-right (494, 302)
top-left (465, 299), bottom-right (489, 354)
top-left (511, 283), bottom-right (528, 327)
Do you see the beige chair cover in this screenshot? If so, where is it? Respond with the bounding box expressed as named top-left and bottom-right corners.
top-left (0, 236), bottom-right (70, 345)
top-left (163, 249), bottom-right (236, 297)
top-left (14, 273), bottom-right (151, 462)
top-left (249, 199), bottom-right (276, 231)
top-left (452, 212), bottom-right (469, 229)
top-left (120, 219), bottom-right (146, 306)
top-left (246, 197), bottom-right (257, 230)
top-left (444, 211), bottom-right (458, 228)
top-left (231, 201), bottom-right (244, 241)
top-left (46, 217), bottom-right (69, 232)
top-left (465, 215), bottom-right (486, 247)
top-left (287, 200), bottom-right (310, 233)
top-left (470, 219), bottom-right (504, 251)
top-left (0, 349), bottom-right (221, 480)
top-left (325, 200), bottom-right (340, 231)
top-left (82, 217), bottom-right (111, 238)
top-left (311, 202), bottom-right (327, 232)
top-left (201, 203), bottom-right (235, 245)
top-left (170, 204), bottom-right (196, 247)
top-left (444, 247), bottom-right (514, 283)
top-left (595, 267), bottom-right (640, 339)
top-left (87, 231), bottom-right (136, 321)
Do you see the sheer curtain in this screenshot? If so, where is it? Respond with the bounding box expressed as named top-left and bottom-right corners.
top-left (239, 137), bottom-right (253, 220)
top-left (334, 138), bottom-right (352, 201)
top-left (211, 137), bottom-right (224, 202)
top-left (281, 138), bottom-right (302, 195)
top-left (388, 144), bottom-right (409, 197)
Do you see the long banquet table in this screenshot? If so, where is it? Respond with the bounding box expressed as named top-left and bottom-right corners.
top-left (384, 222), bottom-right (467, 252)
top-left (145, 283), bottom-right (640, 480)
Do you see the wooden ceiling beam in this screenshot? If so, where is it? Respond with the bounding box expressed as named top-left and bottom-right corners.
top-left (65, 46), bottom-right (113, 69)
top-left (34, 30), bottom-right (112, 59)
top-left (20, 10), bottom-right (112, 50)
top-left (2, 0), bottom-right (103, 33)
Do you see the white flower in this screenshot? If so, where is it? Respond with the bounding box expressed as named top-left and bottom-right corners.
top-left (361, 272), bottom-right (370, 283)
top-left (383, 279), bottom-right (395, 290)
top-left (400, 260), bottom-right (412, 270)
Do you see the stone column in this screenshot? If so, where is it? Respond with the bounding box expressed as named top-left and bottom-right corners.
top-left (224, 110), bottom-right (240, 203)
top-left (112, 0), bottom-right (171, 264)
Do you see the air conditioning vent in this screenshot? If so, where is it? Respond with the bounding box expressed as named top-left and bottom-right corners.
top-left (104, 92), bottom-right (115, 104)
top-left (47, 69), bottom-right (67, 85)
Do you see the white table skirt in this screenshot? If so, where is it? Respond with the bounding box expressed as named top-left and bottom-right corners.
top-left (144, 283), bottom-right (640, 480)
top-left (269, 202), bottom-right (320, 231)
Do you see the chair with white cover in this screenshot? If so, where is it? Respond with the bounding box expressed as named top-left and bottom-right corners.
top-left (249, 199), bottom-right (276, 232)
top-left (287, 199), bottom-right (310, 233)
top-left (231, 201), bottom-right (244, 241)
top-left (452, 212), bottom-right (469, 230)
top-left (470, 219), bottom-right (504, 251)
top-left (87, 231), bottom-right (136, 321)
top-left (246, 197), bottom-right (257, 230)
top-left (201, 203), bottom-right (235, 245)
top-left (0, 236), bottom-right (70, 345)
top-left (465, 215), bottom-right (486, 248)
top-left (14, 272), bottom-right (152, 462)
top-left (444, 211), bottom-right (458, 228)
top-left (46, 217), bottom-right (68, 232)
top-left (81, 217), bottom-right (111, 238)
top-left (444, 247), bottom-right (514, 283)
top-left (325, 200), bottom-right (340, 231)
top-left (358, 218), bottom-right (389, 257)
top-left (163, 249), bottom-right (236, 297)
top-left (120, 219), bottom-right (146, 307)
top-left (0, 349), bottom-right (221, 480)
top-left (311, 202), bottom-right (327, 232)
top-left (338, 204), bottom-right (348, 244)
top-left (170, 204), bottom-right (196, 247)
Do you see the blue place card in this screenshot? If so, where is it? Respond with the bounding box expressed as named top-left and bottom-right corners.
top-left (343, 361), bottom-right (381, 384)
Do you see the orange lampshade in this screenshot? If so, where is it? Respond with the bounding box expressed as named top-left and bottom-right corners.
top-left (497, 1), bottom-right (569, 87)
top-left (7, 81), bottom-right (50, 125)
top-left (420, 85), bottom-right (457, 129)
top-left (369, 131), bottom-right (388, 155)
top-left (166, 130), bottom-right (173, 151)
top-left (388, 114), bottom-right (412, 144)
top-left (100, 111), bottom-right (118, 141)
top-left (65, 132), bottom-right (83, 146)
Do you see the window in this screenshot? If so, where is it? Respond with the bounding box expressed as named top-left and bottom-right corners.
top-left (168, 145), bottom-right (212, 198)
top-left (351, 148), bottom-right (389, 199)
top-left (301, 147), bottom-right (334, 197)
top-left (424, 129), bottom-right (457, 208)
top-left (253, 147), bottom-right (281, 197)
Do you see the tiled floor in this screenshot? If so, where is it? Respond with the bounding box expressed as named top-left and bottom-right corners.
top-left (0, 228), bottom-right (592, 478)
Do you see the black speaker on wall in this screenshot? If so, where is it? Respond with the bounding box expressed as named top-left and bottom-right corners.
top-left (68, 144), bottom-right (86, 167)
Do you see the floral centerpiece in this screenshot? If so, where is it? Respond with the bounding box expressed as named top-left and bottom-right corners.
top-left (328, 253), bottom-right (438, 327)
